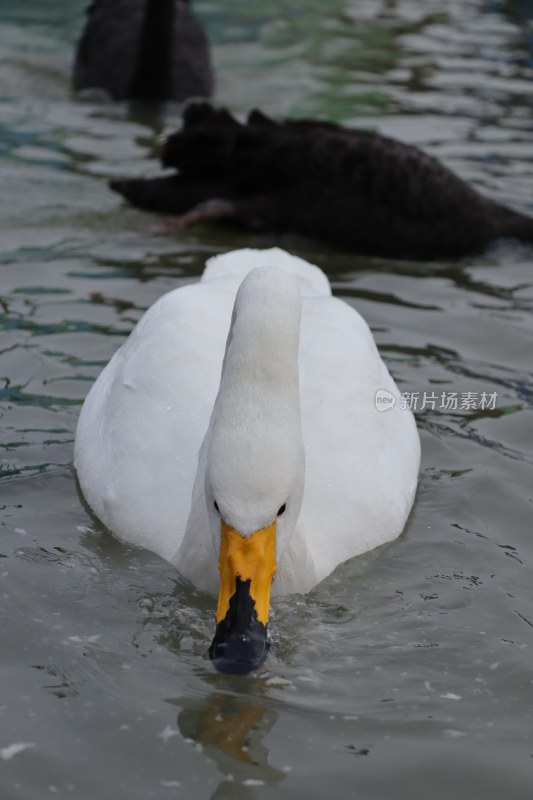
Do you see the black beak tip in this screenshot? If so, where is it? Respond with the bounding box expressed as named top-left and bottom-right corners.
top-left (209, 635), bottom-right (270, 675)
top-left (209, 576), bottom-right (271, 675)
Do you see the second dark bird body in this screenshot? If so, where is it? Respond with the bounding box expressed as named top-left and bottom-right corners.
top-left (111, 104), bottom-right (533, 260)
top-left (74, 0), bottom-right (213, 103)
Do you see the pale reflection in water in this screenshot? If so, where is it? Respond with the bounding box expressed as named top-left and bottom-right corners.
top-left (173, 690), bottom-right (285, 798)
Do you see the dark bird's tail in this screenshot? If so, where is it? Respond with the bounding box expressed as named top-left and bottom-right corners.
top-left (495, 208), bottom-right (533, 247)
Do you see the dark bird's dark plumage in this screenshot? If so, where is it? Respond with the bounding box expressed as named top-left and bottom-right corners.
top-left (73, 0), bottom-right (213, 103)
top-left (110, 103), bottom-right (533, 260)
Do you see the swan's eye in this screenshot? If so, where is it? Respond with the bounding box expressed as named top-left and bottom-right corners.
top-left (277, 503), bottom-right (286, 516)
top-left (214, 501), bottom-right (219, 513)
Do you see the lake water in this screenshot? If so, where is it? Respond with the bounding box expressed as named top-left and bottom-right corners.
top-left (1, 1), bottom-right (533, 798)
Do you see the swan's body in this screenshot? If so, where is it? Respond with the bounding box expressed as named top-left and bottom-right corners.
top-left (75, 249), bottom-right (419, 670)
top-left (73, 0), bottom-right (213, 103)
top-left (111, 103), bottom-right (533, 260)
top-left (76, 247), bottom-right (419, 592)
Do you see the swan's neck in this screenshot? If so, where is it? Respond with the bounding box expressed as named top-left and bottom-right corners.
top-left (177, 267), bottom-right (305, 591)
top-left (217, 272), bottom-right (302, 421)
top-left (129, 0), bottom-right (175, 100)
top-left (207, 269), bottom-right (303, 532)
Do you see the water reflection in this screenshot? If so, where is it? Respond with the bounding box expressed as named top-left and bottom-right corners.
top-left (169, 689), bottom-right (285, 798)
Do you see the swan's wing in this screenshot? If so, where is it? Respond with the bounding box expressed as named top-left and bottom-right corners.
top-left (202, 248), bottom-right (331, 298)
top-left (75, 280), bottom-right (235, 561)
top-left (275, 295), bottom-right (420, 594)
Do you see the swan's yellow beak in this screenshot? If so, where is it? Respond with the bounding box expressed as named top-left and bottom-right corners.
top-left (209, 520), bottom-right (276, 675)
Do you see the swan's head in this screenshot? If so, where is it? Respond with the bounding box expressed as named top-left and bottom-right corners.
top-left (205, 266), bottom-right (305, 674)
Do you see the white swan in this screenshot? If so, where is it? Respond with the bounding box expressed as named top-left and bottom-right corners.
top-left (75, 247), bottom-right (420, 672)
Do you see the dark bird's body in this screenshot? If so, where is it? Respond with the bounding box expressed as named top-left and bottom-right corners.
top-left (111, 103), bottom-right (533, 260)
top-left (73, 0), bottom-right (213, 103)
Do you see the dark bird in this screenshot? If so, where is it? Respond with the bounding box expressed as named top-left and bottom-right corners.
top-left (110, 103), bottom-right (533, 260)
top-left (73, 0), bottom-right (213, 103)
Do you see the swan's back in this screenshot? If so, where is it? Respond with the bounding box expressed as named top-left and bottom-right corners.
top-left (202, 247), bottom-right (331, 297)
